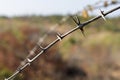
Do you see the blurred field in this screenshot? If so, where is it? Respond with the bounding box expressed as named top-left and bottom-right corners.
top-left (0, 15), bottom-right (120, 80)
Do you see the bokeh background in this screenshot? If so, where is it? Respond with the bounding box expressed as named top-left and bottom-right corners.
top-left (0, 0), bottom-right (120, 80)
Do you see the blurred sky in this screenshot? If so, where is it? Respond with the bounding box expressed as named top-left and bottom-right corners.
top-left (0, 0), bottom-right (119, 17)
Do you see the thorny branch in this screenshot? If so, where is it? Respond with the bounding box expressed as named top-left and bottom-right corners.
top-left (5, 6), bottom-right (120, 80)
top-left (28, 0), bottom-right (120, 45)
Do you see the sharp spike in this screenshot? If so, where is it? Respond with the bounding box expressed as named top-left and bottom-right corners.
top-left (27, 58), bottom-right (31, 65)
top-left (70, 15), bottom-right (79, 25)
top-left (57, 35), bottom-right (61, 41)
top-left (16, 67), bottom-right (22, 73)
top-left (80, 27), bottom-right (86, 37)
top-left (71, 15), bottom-right (85, 37)
top-left (57, 32), bottom-right (62, 41)
top-left (75, 15), bottom-right (81, 25)
top-left (57, 32), bottom-right (61, 36)
top-left (57, 35), bottom-right (62, 41)
top-left (37, 43), bottom-right (46, 50)
top-left (39, 45), bottom-right (44, 50)
top-left (99, 9), bottom-right (106, 21)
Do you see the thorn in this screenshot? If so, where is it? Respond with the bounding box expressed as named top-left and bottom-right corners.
top-left (37, 44), bottom-right (46, 50)
top-left (70, 15), bottom-right (80, 25)
top-left (39, 45), bottom-right (45, 50)
top-left (57, 32), bottom-right (62, 36)
top-left (75, 15), bottom-right (81, 25)
top-left (27, 58), bottom-right (32, 62)
top-left (57, 35), bottom-right (62, 41)
top-left (70, 15), bottom-right (85, 37)
top-left (27, 58), bottom-right (32, 65)
top-left (57, 32), bottom-right (62, 41)
top-left (99, 9), bottom-right (106, 21)
top-left (80, 27), bottom-right (86, 37)
top-left (17, 68), bottom-right (22, 73)
top-left (57, 33), bottom-right (62, 41)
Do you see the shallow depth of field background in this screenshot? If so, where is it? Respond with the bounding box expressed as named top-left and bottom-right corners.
top-left (0, 0), bottom-right (120, 80)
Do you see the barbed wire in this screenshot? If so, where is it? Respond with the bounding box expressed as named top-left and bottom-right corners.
top-left (5, 5), bottom-right (120, 80)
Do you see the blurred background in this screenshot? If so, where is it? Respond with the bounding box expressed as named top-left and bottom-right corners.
top-left (0, 0), bottom-right (120, 80)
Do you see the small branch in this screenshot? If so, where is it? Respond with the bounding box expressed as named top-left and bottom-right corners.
top-left (5, 6), bottom-right (120, 80)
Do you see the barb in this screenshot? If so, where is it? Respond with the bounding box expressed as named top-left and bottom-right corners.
top-left (38, 16), bottom-right (68, 44)
top-left (56, 32), bottom-right (62, 41)
top-left (99, 9), bottom-right (107, 21)
top-left (5, 6), bottom-right (120, 80)
top-left (70, 15), bottom-right (85, 37)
